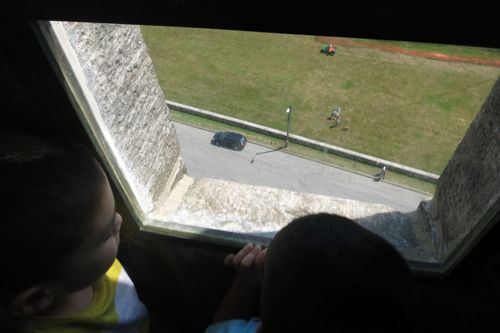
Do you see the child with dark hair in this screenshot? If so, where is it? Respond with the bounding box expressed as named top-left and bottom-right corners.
top-left (0, 134), bottom-right (149, 332)
top-left (207, 213), bottom-right (417, 333)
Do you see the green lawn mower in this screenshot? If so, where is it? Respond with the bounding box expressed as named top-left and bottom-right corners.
top-left (320, 44), bottom-right (337, 56)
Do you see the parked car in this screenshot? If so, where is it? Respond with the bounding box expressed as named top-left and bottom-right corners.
top-left (212, 132), bottom-right (247, 150)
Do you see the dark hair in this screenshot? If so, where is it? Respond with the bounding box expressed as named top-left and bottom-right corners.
top-left (260, 213), bottom-right (418, 333)
top-left (0, 134), bottom-right (106, 296)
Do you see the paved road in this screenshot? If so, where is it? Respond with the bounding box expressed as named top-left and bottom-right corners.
top-left (174, 122), bottom-right (430, 213)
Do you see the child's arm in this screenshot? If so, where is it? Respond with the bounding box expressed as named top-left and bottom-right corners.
top-left (212, 244), bottom-right (267, 324)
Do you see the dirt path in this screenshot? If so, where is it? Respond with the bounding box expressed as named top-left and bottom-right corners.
top-left (317, 36), bottom-right (500, 67)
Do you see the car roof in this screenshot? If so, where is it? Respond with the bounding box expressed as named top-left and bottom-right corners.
top-left (224, 132), bottom-right (245, 139)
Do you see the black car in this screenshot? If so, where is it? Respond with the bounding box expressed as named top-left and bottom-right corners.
top-left (211, 132), bottom-right (247, 150)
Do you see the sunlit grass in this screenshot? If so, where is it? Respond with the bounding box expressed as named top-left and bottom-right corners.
top-left (142, 26), bottom-right (500, 175)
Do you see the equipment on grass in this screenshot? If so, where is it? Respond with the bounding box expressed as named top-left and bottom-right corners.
top-left (320, 44), bottom-right (336, 56)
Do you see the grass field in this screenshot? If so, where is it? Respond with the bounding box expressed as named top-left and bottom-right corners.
top-left (141, 26), bottom-right (500, 175)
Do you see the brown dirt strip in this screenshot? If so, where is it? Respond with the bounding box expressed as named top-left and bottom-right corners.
top-left (317, 36), bottom-right (500, 67)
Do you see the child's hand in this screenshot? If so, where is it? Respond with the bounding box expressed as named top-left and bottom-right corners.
top-left (212, 244), bottom-right (267, 323)
top-left (224, 244), bottom-right (267, 285)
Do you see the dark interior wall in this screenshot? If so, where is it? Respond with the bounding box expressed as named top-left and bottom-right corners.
top-left (8, 0), bottom-right (500, 48)
top-left (414, 220), bottom-right (500, 332)
top-left (0, 19), bottom-right (90, 143)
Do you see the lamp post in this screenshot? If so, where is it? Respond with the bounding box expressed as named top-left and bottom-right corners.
top-left (285, 104), bottom-right (292, 148)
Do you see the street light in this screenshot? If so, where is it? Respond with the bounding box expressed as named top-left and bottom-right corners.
top-left (285, 104), bottom-right (292, 148)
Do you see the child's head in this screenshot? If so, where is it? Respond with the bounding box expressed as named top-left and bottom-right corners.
top-left (0, 134), bottom-right (122, 315)
top-left (260, 213), bottom-right (417, 333)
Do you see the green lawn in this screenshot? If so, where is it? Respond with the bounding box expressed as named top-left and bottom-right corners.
top-left (141, 26), bottom-right (500, 175)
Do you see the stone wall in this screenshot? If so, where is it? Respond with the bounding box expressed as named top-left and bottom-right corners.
top-left (428, 77), bottom-right (500, 259)
top-left (149, 176), bottom-right (431, 262)
top-left (44, 22), bottom-right (183, 214)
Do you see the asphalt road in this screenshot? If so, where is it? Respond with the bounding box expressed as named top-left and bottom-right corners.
top-left (174, 122), bottom-right (430, 213)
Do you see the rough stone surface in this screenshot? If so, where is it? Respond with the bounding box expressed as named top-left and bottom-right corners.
top-left (151, 177), bottom-right (435, 262)
top-left (59, 22), bottom-right (181, 212)
top-left (429, 76), bottom-right (500, 258)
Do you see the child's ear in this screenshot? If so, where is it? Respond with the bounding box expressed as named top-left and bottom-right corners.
top-left (8, 286), bottom-right (54, 316)
top-left (255, 323), bottom-right (264, 333)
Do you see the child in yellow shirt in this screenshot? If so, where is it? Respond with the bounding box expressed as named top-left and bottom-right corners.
top-left (0, 134), bottom-right (149, 332)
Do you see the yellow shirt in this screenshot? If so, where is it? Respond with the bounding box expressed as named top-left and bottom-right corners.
top-left (1, 259), bottom-right (149, 332)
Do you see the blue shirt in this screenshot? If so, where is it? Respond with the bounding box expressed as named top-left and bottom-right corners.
top-left (205, 317), bottom-right (262, 333)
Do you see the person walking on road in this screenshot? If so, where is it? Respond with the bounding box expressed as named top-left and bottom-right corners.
top-left (381, 166), bottom-right (386, 179)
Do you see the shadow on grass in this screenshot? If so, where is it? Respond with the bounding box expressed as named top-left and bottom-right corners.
top-left (251, 146), bottom-right (285, 164)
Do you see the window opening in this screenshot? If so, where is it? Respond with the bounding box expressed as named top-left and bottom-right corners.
top-left (36, 20), bottom-right (500, 277)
